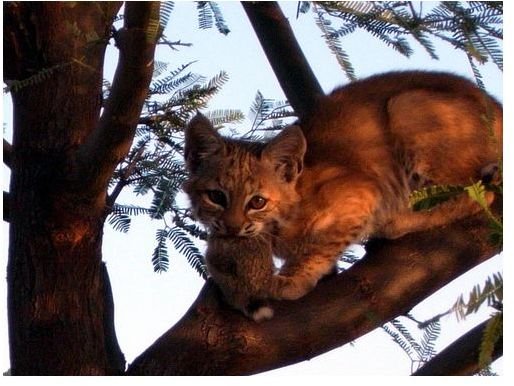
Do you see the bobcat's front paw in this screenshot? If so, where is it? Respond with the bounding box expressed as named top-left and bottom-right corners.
top-left (278, 278), bottom-right (317, 300)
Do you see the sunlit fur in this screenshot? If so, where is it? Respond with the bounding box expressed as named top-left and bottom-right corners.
top-left (185, 71), bottom-right (503, 304)
top-left (183, 119), bottom-right (305, 238)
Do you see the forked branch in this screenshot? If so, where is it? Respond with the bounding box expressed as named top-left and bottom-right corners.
top-left (76, 2), bottom-right (160, 199)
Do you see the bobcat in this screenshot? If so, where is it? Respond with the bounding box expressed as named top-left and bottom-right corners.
top-left (183, 71), bottom-right (502, 305)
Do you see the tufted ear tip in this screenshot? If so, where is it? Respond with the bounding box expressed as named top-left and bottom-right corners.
top-left (184, 113), bottom-right (224, 173)
top-left (187, 111), bottom-right (212, 130)
top-left (263, 125), bottom-right (306, 183)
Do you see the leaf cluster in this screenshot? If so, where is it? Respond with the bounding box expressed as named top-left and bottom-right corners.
top-left (197, 1), bottom-right (230, 35)
top-left (103, 2), bottom-right (242, 277)
top-left (245, 91), bottom-right (296, 136)
top-left (106, 60), bottom-right (239, 275)
top-left (382, 316), bottom-right (441, 373)
top-left (299, 1), bottom-right (502, 82)
top-left (451, 272), bottom-right (502, 369)
top-left (409, 179), bottom-right (502, 247)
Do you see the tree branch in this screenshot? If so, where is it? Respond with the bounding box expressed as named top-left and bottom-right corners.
top-left (101, 262), bottom-right (126, 374)
top-left (106, 145), bottom-right (146, 208)
top-left (3, 139), bottom-right (13, 168)
top-left (3, 191), bottom-right (10, 223)
top-left (412, 317), bottom-right (502, 376)
top-left (76, 2), bottom-right (159, 200)
top-left (126, 206), bottom-right (500, 375)
top-left (242, 2), bottom-right (324, 120)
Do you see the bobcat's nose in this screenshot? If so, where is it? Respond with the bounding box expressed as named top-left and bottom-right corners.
top-left (223, 218), bottom-right (245, 236)
top-left (224, 224), bottom-right (241, 236)
top-left (223, 208), bottom-right (245, 236)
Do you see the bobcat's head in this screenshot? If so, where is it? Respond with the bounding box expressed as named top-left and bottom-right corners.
top-left (183, 113), bottom-right (306, 237)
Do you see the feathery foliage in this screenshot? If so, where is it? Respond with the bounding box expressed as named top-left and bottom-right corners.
top-left (452, 272), bottom-right (503, 370)
top-left (299, 2), bottom-right (502, 81)
top-left (196, 1), bottom-right (230, 35)
top-left (167, 227), bottom-right (208, 279)
top-left (387, 272), bottom-right (503, 374)
top-left (451, 272), bottom-right (502, 321)
top-left (104, 3), bottom-right (238, 277)
top-left (408, 184), bottom-right (466, 211)
top-left (244, 91), bottom-right (296, 137)
top-left (382, 315), bottom-right (441, 373)
top-left (152, 228), bottom-right (170, 273)
top-left (409, 178), bottom-right (502, 247)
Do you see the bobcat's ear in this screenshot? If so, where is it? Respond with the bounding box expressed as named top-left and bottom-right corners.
top-left (262, 125), bottom-right (306, 183)
top-left (184, 113), bottom-right (224, 173)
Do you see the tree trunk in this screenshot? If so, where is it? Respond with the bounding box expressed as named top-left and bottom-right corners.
top-left (127, 207), bottom-right (500, 375)
top-left (4, 1), bottom-right (158, 374)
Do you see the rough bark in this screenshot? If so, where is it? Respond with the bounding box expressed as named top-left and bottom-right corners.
top-left (412, 317), bottom-right (503, 376)
top-left (127, 206), bottom-right (500, 375)
top-left (242, 2), bottom-right (324, 120)
top-left (4, 1), bottom-right (158, 375)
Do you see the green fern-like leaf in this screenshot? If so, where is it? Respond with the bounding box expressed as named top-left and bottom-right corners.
top-left (167, 227), bottom-right (207, 279)
top-left (452, 272), bottom-right (503, 321)
top-left (149, 62), bottom-right (200, 95)
top-left (248, 91), bottom-right (294, 132)
top-left (112, 203), bottom-right (152, 216)
top-left (152, 229), bottom-right (170, 273)
top-left (313, 5), bottom-right (356, 81)
top-left (384, 318), bottom-right (423, 359)
top-left (197, 1), bottom-right (230, 35)
top-left (419, 319), bottom-right (441, 361)
top-left (312, 1), bottom-right (502, 82)
top-left (382, 323), bottom-right (417, 359)
top-left (465, 181), bottom-right (502, 234)
top-left (409, 184), bottom-right (465, 211)
top-left (159, 1), bottom-right (175, 30)
top-left (150, 177), bottom-right (183, 219)
top-left (205, 109), bottom-right (245, 127)
top-left (479, 312), bottom-right (502, 369)
top-left (107, 212), bottom-right (131, 233)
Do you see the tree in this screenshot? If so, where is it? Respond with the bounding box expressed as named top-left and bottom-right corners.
top-left (3, 1), bottom-right (502, 375)
top-left (3, 1), bottom-right (159, 374)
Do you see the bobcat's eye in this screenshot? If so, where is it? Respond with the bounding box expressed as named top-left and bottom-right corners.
top-left (205, 190), bottom-right (227, 208)
top-left (247, 195), bottom-right (267, 210)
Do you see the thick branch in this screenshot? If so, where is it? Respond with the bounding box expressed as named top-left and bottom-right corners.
top-left (76, 2), bottom-right (159, 199)
top-left (412, 317), bottom-right (502, 376)
top-left (101, 263), bottom-right (126, 373)
top-left (3, 191), bottom-right (10, 223)
top-left (127, 207), bottom-right (500, 375)
top-left (3, 139), bottom-right (12, 168)
top-left (242, 2), bottom-right (323, 119)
